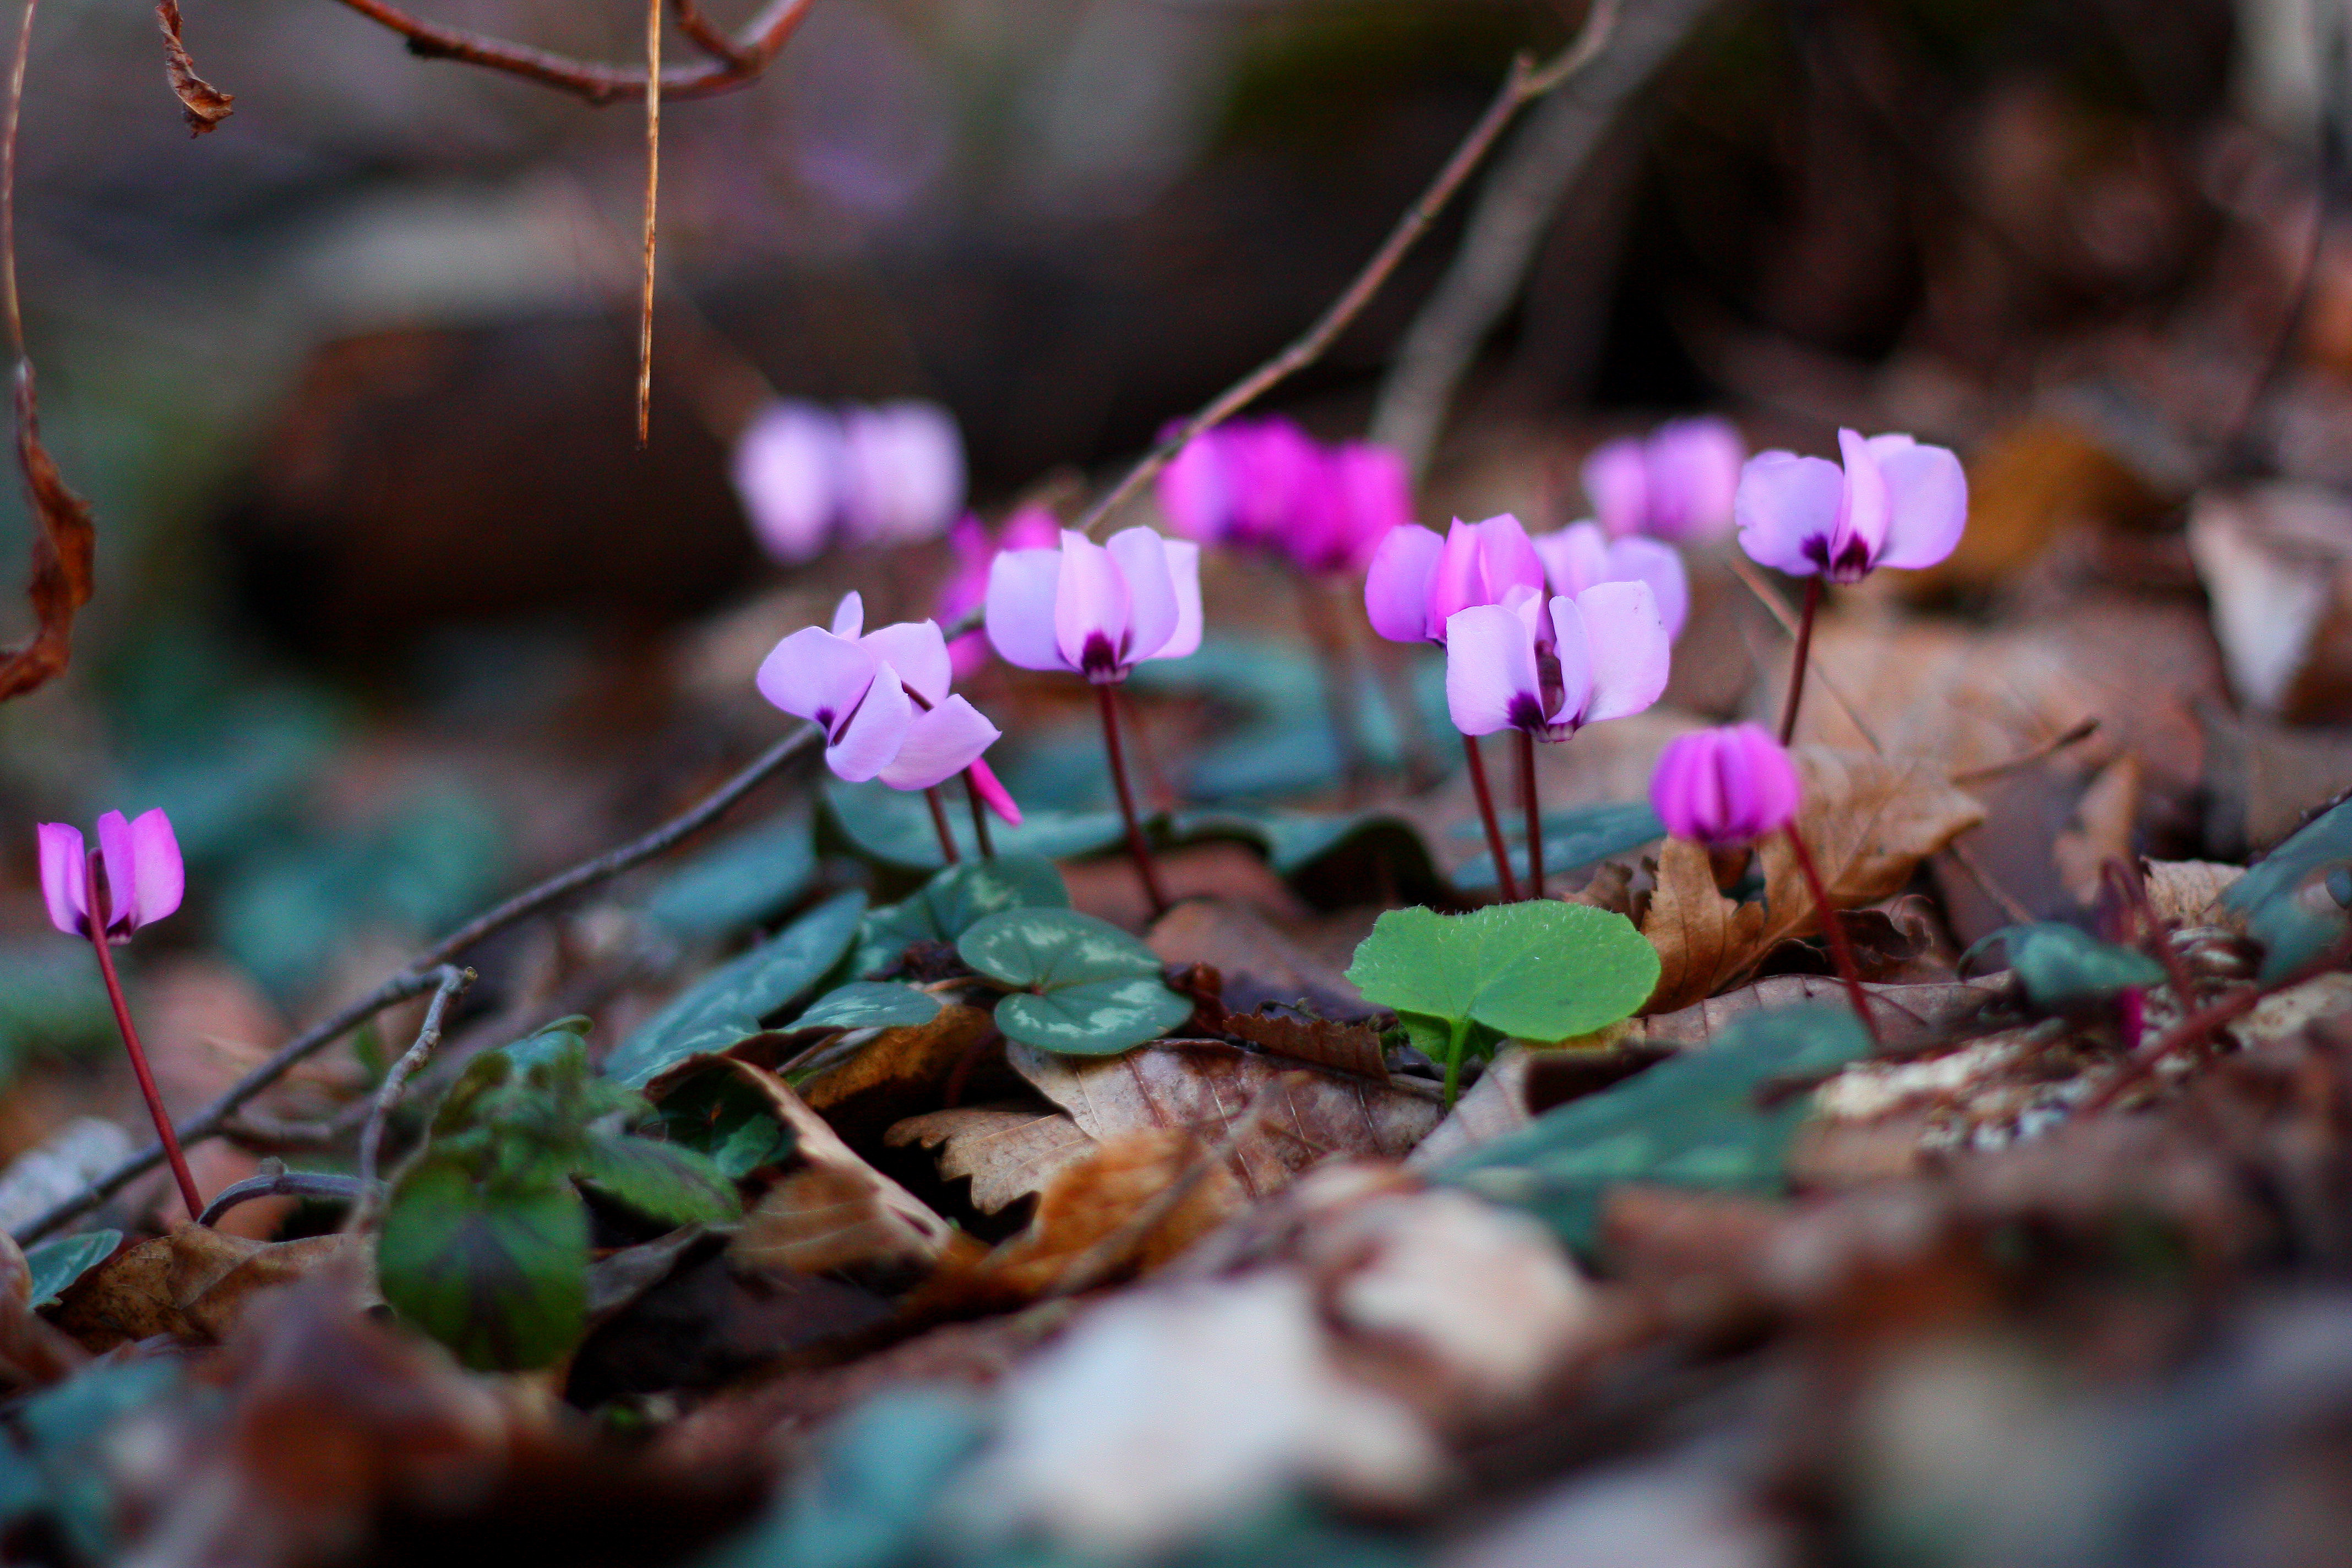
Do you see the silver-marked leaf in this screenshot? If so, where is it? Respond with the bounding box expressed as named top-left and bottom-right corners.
top-left (796, 982), bottom-right (944, 1032)
top-left (995, 978), bottom-right (1196, 1057)
top-left (960, 909), bottom-right (1191, 1057)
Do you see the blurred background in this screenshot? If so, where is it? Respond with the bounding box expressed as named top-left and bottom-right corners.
top-left (0, 0), bottom-right (2343, 1213)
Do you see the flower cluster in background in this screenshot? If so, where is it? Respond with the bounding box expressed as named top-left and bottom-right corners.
top-left (733, 399), bottom-right (968, 565)
top-left (1156, 416), bottom-right (1412, 576)
top-left (1581, 416), bottom-right (1745, 541)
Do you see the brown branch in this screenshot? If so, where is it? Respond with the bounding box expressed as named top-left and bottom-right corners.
top-left (1066, 2), bottom-right (1618, 537)
top-left (326, 0), bottom-right (814, 105)
top-left (638, 0), bottom-right (661, 443)
top-left (671, 0), bottom-right (749, 66)
top-left (351, 965), bottom-right (473, 1229)
top-left (13, 722), bottom-right (821, 1243)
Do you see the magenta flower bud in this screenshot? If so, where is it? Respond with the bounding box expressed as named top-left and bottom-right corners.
top-left (733, 401), bottom-right (846, 565)
top-left (758, 592), bottom-right (1000, 788)
top-left (1444, 581), bottom-right (1670, 743)
top-left (1649, 722), bottom-right (1802, 846)
top-left (1735, 428), bottom-right (1966, 584)
top-left (984, 526), bottom-right (1202, 684)
top-left (1156, 427), bottom-right (1237, 546)
top-left (39, 809), bottom-right (183, 942)
top-left (840, 401), bottom-right (966, 547)
top-left (1533, 522), bottom-right (1690, 640)
top-left (965, 756), bottom-right (1023, 825)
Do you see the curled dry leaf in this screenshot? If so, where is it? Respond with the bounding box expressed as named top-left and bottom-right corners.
top-left (1405, 1047), bottom-right (1537, 1169)
top-left (796, 1002), bottom-right (997, 1144)
top-left (1006, 1039), bottom-right (1444, 1200)
top-left (51, 1224), bottom-right (368, 1351)
top-left (0, 371), bottom-right (95, 704)
top-left (156, 0), bottom-right (233, 134)
top-left (1640, 839), bottom-right (1766, 1014)
top-left (885, 1107), bottom-right (1098, 1215)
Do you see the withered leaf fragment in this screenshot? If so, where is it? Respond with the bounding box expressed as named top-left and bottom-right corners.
top-left (0, 368), bottom-right (93, 704)
top-left (156, 0), bottom-right (233, 134)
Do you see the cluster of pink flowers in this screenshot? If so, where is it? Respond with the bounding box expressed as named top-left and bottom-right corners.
top-left (1156, 416), bottom-right (1412, 575)
top-left (733, 399), bottom-right (966, 565)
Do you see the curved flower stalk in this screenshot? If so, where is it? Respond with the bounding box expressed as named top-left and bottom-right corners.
top-left (1531, 522), bottom-right (1690, 641)
top-left (986, 527), bottom-right (1202, 913)
top-left (1736, 428), bottom-right (1968, 744)
top-left (38, 809), bottom-right (205, 1219)
top-left (732, 398), bottom-right (967, 565)
top-left (1363, 513), bottom-right (1548, 900)
top-left (1648, 723), bottom-right (1876, 1043)
top-left (757, 593), bottom-right (1012, 862)
top-left (1446, 581), bottom-right (1670, 896)
top-left (1582, 417), bottom-right (1745, 541)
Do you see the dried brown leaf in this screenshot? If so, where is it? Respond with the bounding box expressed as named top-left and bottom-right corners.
top-left (0, 371), bottom-right (94, 704)
top-left (2051, 753), bottom-right (2142, 906)
top-left (1640, 839), bottom-right (1766, 1012)
top-left (959, 1128), bottom-right (1248, 1302)
top-left (51, 1224), bottom-right (364, 1350)
top-left (156, 0), bottom-right (233, 134)
top-left (885, 1107), bottom-right (1098, 1215)
top-left (795, 1003), bottom-right (997, 1144)
top-left (0, 1231), bottom-right (81, 1386)
top-left (1629, 976), bottom-right (2002, 1052)
top-left (1221, 1009), bottom-right (1389, 1082)
top-left (1006, 1040), bottom-right (1444, 1200)
top-left (2143, 859), bottom-right (2245, 925)
top-left (1147, 899), bottom-right (1360, 1014)
top-left (1403, 1047), bottom-right (1535, 1169)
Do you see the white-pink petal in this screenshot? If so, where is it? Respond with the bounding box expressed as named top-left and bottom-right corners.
top-left (756, 627), bottom-right (878, 733)
top-left (1735, 451), bottom-right (1845, 576)
top-left (1053, 531), bottom-right (1132, 677)
top-left (826, 665), bottom-right (914, 782)
top-left (1364, 525), bottom-right (1444, 644)
top-left (1575, 580), bottom-right (1670, 723)
top-left (1106, 527), bottom-right (1180, 666)
top-left (123, 808), bottom-right (183, 930)
top-left (1152, 538), bottom-right (1203, 662)
top-left (1869, 435), bottom-right (1968, 570)
top-left (1581, 438), bottom-right (1648, 538)
top-left (878, 695), bottom-right (1000, 790)
top-left (36, 821), bottom-right (86, 937)
top-left (1608, 536), bottom-right (1689, 640)
top-left (1834, 428), bottom-right (1888, 563)
top-left (862, 620), bottom-right (954, 707)
top-left (831, 592), bottom-right (865, 638)
top-left (1443, 605), bottom-right (1537, 737)
top-left (732, 401), bottom-right (843, 565)
top-left (985, 549), bottom-right (1071, 673)
top-left (1543, 595), bottom-right (1594, 729)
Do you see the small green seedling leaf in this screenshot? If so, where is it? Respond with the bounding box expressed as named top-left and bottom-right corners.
top-left (796, 981), bottom-right (944, 1032)
top-left (575, 1130), bottom-right (741, 1226)
top-left (651, 1065), bottom-right (794, 1178)
top-left (378, 1157), bottom-right (587, 1373)
top-left (1963, 923), bottom-right (2164, 1009)
top-left (23, 1231), bottom-right (118, 1310)
top-left (1345, 902), bottom-right (1660, 1099)
top-left (852, 857), bottom-right (1068, 975)
top-left (1450, 801), bottom-right (1665, 893)
top-left (957, 908), bottom-right (1194, 1056)
top-left (1436, 1004), bottom-right (1875, 1255)
top-left (605, 889), bottom-right (867, 1085)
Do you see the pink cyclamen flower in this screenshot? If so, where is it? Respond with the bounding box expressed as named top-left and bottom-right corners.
top-left (1582, 416), bottom-right (1746, 541)
top-left (1532, 522), bottom-right (1690, 641)
top-left (840, 401), bottom-right (966, 546)
top-left (733, 401), bottom-right (846, 565)
top-left (1735, 428), bottom-right (1967, 584)
top-left (1649, 722), bottom-right (1802, 846)
top-left (39, 809), bottom-right (183, 942)
top-left (757, 593), bottom-right (1000, 788)
top-left (1444, 581), bottom-right (1670, 743)
top-left (940, 507), bottom-right (1066, 680)
top-left (1364, 514), bottom-right (1545, 645)
top-left (984, 526), bottom-right (1203, 684)
top-left (1303, 440), bottom-right (1411, 575)
top-left (1157, 418), bottom-right (1322, 552)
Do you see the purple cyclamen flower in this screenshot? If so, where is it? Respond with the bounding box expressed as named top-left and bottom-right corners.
top-left (840, 401), bottom-right (966, 546)
top-left (1649, 723), bottom-right (1802, 846)
top-left (1735, 428), bottom-right (1967, 584)
top-left (1363, 514), bottom-right (1546, 646)
top-left (1532, 522), bottom-right (1690, 641)
top-left (39, 809), bottom-right (183, 942)
top-left (757, 593), bottom-right (1000, 788)
top-left (1303, 440), bottom-right (1411, 576)
top-left (1443, 581), bottom-right (1670, 743)
top-left (1582, 416), bottom-right (1746, 541)
top-left (733, 401), bottom-right (846, 565)
top-left (984, 527), bottom-right (1202, 685)
top-left (1158, 421), bottom-right (1409, 576)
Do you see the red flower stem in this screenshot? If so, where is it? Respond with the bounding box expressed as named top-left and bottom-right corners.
top-left (1515, 728), bottom-right (1545, 900)
top-left (1462, 733), bottom-right (1520, 903)
top-left (84, 859), bottom-right (205, 1221)
top-left (1120, 685), bottom-right (1177, 814)
top-left (924, 786), bottom-right (961, 866)
top-left (1781, 825), bottom-right (1879, 1046)
top-left (963, 771), bottom-right (995, 858)
top-left (1777, 575), bottom-right (1822, 747)
top-left (1097, 683), bottom-right (1170, 917)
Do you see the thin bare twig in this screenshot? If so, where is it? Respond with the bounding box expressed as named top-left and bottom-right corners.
top-left (1724, 554), bottom-right (1886, 754)
top-left (195, 1164), bottom-right (373, 1227)
top-left (671, 0), bottom-right (749, 65)
top-left (1066, 3), bottom-right (1618, 538)
top-left (325, 0), bottom-right (813, 105)
top-left (13, 723), bottom-right (821, 1244)
top-left (1950, 718), bottom-right (2100, 786)
top-left (352, 965), bottom-right (473, 1228)
top-left (638, 0), bottom-right (661, 445)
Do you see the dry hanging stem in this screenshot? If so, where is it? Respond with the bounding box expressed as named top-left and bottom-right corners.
top-left (326, 0), bottom-right (813, 105)
top-left (155, 0), bottom-right (233, 134)
top-left (638, 0), bottom-right (661, 444)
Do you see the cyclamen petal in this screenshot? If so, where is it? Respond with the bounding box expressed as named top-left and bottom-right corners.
top-left (862, 620), bottom-right (954, 708)
top-left (1574, 581), bottom-right (1670, 723)
top-left (1735, 452), bottom-right (1847, 576)
top-left (826, 665), bottom-right (914, 782)
top-left (1443, 605), bottom-right (1539, 737)
top-left (1643, 417), bottom-right (1745, 540)
top-left (1107, 526), bottom-right (1181, 666)
top-left (1533, 522), bottom-right (1612, 600)
top-left (1542, 595), bottom-right (1596, 729)
top-left (36, 821), bottom-right (87, 937)
top-left (1324, 442), bottom-right (1410, 574)
top-left (966, 756), bottom-right (1023, 825)
top-left (986, 549), bottom-right (1071, 673)
top-left (1365, 525), bottom-right (1445, 644)
top-left (1606, 537), bottom-right (1689, 643)
top-left (1835, 428), bottom-right (1890, 565)
top-left (122, 809), bottom-right (183, 931)
top-left (1054, 531), bottom-right (1133, 679)
top-left (1869, 435), bottom-right (1969, 570)
top-left (878, 695), bottom-right (999, 790)
top-left (1649, 723), bottom-right (1801, 846)
top-left (831, 592), bottom-right (865, 638)
top-left (1152, 539), bottom-right (1204, 663)
top-left (756, 627), bottom-right (878, 735)
top-left (732, 401), bottom-right (844, 565)
top-left (95, 812), bottom-right (137, 935)
top-left (840, 402), bottom-right (965, 546)
top-left (1581, 438), bottom-right (1648, 538)
top-left (1156, 430), bottom-right (1234, 545)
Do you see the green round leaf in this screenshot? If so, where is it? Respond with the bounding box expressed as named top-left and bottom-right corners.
top-left (1344, 901), bottom-right (1659, 1043)
top-left (851, 857), bottom-right (1070, 975)
top-left (995, 978), bottom-right (1197, 1057)
top-left (958, 908), bottom-right (1166, 990)
top-left (378, 1159), bottom-right (587, 1372)
top-left (796, 981), bottom-right (944, 1032)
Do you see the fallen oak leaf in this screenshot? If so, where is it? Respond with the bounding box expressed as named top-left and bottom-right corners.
top-left (794, 1002), bottom-right (998, 1146)
top-left (156, 0), bottom-right (233, 134)
top-left (50, 1224), bottom-right (368, 1350)
top-left (1640, 839), bottom-right (1766, 1013)
top-left (885, 1107), bottom-right (1098, 1215)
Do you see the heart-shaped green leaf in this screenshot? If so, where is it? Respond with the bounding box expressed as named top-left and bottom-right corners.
top-left (1450, 802), bottom-right (1664, 892)
top-left (1964, 923), bottom-right (2163, 1008)
top-left (23, 1231), bottom-right (119, 1310)
top-left (604, 889), bottom-right (867, 1086)
top-left (1437, 1004), bottom-right (1875, 1254)
top-left (796, 981), bottom-right (945, 1032)
top-left (1345, 901), bottom-right (1661, 1043)
top-left (642, 808), bottom-right (814, 943)
top-left (851, 857), bottom-right (1068, 976)
top-left (378, 1157), bottom-right (587, 1371)
top-left (958, 908), bottom-right (1193, 1056)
